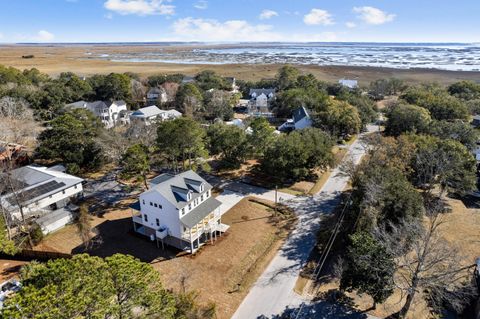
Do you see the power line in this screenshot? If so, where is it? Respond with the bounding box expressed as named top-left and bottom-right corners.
top-left (294, 193), bottom-right (352, 319)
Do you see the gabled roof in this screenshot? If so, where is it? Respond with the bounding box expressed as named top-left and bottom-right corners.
top-left (0, 166), bottom-right (83, 209)
top-left (293, 106), bottom-right (310, 123)
top-left (66, 100), bottom-right (126, 111)
top-left (164, 109), bottom-right (182, 118)
top-left (144, 170), bottom-right (212, 210)
top-left (249, 88), bottom-right (275, 97)
top-left (131, 105), bottom-right (163, 118)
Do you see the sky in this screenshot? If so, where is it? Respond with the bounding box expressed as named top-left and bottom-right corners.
top-left (0, 0), bottom-right (479, 43)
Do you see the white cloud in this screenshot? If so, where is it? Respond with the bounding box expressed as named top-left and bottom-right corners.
top-left (172, 18), bottom-right (280, 42)
top-left (104, 0), bottom-right (175, 16)
top-left (353, 6), bottom-right (395, 25)
top-left (35, 30), bottom-right (55, 42)
top-left (105, 13), bottom-right (114, 19)
top-left (194, 0), bottom-right (207, 10)
top-left (303, 9), bottom-right (334, 26)
top-left (259, 9), bottom-right (278, 20)
top-left (346, 22), bottom-right (356, 28)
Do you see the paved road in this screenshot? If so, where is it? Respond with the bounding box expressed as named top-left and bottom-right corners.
top-left (232, 126), bottom-right (379, 319)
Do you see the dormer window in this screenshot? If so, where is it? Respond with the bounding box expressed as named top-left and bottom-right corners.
top-left (200, 184), bottom-right (204, 192)
top-left (187, 192), bottom-right (192, 201)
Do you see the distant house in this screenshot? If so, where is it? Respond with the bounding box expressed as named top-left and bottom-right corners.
top-left (66, 100), bottom-right (128, 128)
top-left (279, 107), bottom-right (313, 132)
top-left (130, 106), bottom-right (182, 125)
top-left (249, 88), bottom-right (276, 115)
top-left (0, 165), bottom-right (84, 234)
top-left (146, 87), bottom-right (168, 104)
top-left (339, 79), bottom-right (359, 89)
top-left (130, 170), bottom-right (228, 254)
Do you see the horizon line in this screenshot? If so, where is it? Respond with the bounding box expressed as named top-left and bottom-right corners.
top-left (0, 41), bottom-right (478, 46)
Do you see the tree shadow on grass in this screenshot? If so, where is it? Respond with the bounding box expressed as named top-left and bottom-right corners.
top-left (72, 217), bottom-right (179, 263)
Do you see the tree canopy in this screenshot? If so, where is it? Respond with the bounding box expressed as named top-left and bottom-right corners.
top-left (385, 103), bottom-right (431, 136)
top-left (340, 231), bottom-right (396, 308)
top-left (157, 117), bottom-right (208, 172)
top-left (401, 85), bottom-right (468, 121)
top-left (206, 123), bottom-right (249, 168)
top-left (1, 254), bottom-right (214, 319)
top-left (261, 128), bottom-right (333, 181)
top-left (35, 109), bottom-right (104, 174)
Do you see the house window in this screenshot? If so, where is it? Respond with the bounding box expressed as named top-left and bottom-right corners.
top-left (201, 195), bottom-right (204, 201)
top-left (150, 202), bottom-right (153, 206)
top-left (159, 204), bottom-right (162, 209)
top-left (144, 214), bottom-right (148, 222)
top-left (189, 204), bottom-right (192, 210)
top-left (200, 185), bottom-right (204, 192)
top-left (183, 226), bottom-right (187, 232)
top-left (49, 195), bottom-right (52, 199)
top-left (156, 218), bottom-right (160, 227)
top-left (154, 203), bottom-right (158, 208)
top-left (142, 199), bottom-right (145, 205)
top-left (181, 208), bottom-right (185, 215)
top-left (62, 190), bottom-right (66, 195)
top-left (74, 185), bottom-right (77, 189)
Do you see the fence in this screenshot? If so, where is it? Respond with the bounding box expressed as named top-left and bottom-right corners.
top-left (0, 249), bottom-right (72, 262)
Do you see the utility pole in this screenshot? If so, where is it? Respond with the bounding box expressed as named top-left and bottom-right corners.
top-left (274, 185), bottom-right (278, 216)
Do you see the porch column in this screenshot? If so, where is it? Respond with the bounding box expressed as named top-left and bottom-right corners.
top-left (189, 228), bottom-right (194, 254)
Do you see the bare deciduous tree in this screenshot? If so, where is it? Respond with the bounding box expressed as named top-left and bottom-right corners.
top-left (76, 204), bottom-right (93, 250)
top-left (0, 96), bottom-right (43, 147)
top-left (376, 202), bottom-right (477, 318)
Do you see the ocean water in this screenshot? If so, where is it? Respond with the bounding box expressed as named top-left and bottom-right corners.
top-left (93, 43), bottom-right (480, 71)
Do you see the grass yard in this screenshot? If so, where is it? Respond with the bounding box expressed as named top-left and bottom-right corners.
top-left (34, 195), bottom-right (295, 319)
top-left (298, 195), bottom-right (480, 319)
top-left (153, 197), bottom-right (295, 319)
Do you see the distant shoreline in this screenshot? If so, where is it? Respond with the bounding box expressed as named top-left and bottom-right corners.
top-left (0, 43), bottom-right (479, 85)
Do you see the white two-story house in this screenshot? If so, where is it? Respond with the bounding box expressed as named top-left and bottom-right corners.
top-left (0, 165), bottom-right (84, 234)
top-left (249, 88), bottom-right (276, 115)
top-left (66, 100), bottom-right (128, 128)
top-left (131, 170), bottom-right (227, 254)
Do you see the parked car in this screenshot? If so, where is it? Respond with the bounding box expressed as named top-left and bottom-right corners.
top-left (0, 279), bottom-right (22, 308)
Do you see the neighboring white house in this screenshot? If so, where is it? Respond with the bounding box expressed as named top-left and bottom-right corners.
top-left (0, 165), bottom-right (84, 234)
top-left (339, 79), bottom-right (359, 89)
top-left (146, 87), bottom-right (168, 104)
top-left (279, 107), bottom-right (313, 132)
top-left (249, 89), bottom-right (276, 115)
top-left (130, 106), bottom-right (182, 125)
top-left (131, 170), bottom-right (227, 254)
top-left (66, 100), bottom-right (128, 128)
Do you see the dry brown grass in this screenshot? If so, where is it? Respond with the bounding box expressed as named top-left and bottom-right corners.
top-left (1, 45), bottom-right (479, 84)
top-left (304, 196), bottom-right (480, 319)
top-left (0, 259), bottom-right (26, 281)
top-left (153, 197), bottom-right (294, 319)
